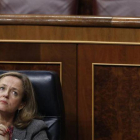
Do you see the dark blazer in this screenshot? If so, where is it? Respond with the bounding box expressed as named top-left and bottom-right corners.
top-left (12, 119), bottom-right (49, 140)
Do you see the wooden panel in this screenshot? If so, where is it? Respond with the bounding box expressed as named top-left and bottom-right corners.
top-left (0, 63), bottom-right (60, 77)
top-left (0, 43), bottom-right (40, 61)
top-left (1, 15), bottom-right (140, 28)
top-left (0, 15), bottom-right (112, 26)
top-left (40, 44), bottom-right (77, 140)
top-left (78, 44), bottom-right (140, 140)
top-left (94, 64), bottom-right (140, 140)
top-left (0, 43), bottom-right (77, 140)
top-left (1, 25), bottom-right (140, 43)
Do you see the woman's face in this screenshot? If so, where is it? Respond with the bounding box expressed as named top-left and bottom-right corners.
top-left (0, 76), bottom-right (24, 114)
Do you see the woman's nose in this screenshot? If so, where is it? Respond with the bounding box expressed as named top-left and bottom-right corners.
top-left (2, 90), bottom-right (9, 98)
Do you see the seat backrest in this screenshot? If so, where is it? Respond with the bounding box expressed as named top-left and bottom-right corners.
top-left (0, 70), bottom-right (65, 140)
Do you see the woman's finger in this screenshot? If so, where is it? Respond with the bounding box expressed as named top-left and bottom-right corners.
top-left (0, 124), bottom-right (8, 135)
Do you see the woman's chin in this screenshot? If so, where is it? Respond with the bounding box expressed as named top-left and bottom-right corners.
top-left (0, 107), bottom-right (9, 113)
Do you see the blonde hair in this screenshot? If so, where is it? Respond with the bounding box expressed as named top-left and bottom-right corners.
top-left (0, 72), bottom-right (38, 129)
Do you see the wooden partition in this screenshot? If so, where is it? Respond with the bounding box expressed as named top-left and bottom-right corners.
top-left (1, 15), bottom-right (140, 140)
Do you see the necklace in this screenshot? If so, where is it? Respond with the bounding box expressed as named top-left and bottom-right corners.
top-left (6, 126), bottom-right (14, 140)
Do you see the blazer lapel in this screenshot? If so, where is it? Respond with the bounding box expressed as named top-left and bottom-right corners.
top-left (12, 127), bottom-right (26, 140)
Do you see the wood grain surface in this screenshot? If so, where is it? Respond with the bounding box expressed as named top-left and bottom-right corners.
top-left (94, 65), bottom-right (140, 140)
top-left (1, 24), bottom-right (140, 43)
top-left (0, 15), bottom-right (112, 26)
top-left (1, 15), bottom-right (140, 28)
top-left (0, 63), bottom-right (60, 75)
top-left (78, 44), bottom-right (140, 140)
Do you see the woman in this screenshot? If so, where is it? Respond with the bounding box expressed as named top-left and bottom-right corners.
top-left (0, 72), bottom-right (49, 140)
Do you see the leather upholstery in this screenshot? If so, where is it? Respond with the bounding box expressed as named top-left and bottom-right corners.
top-left (0, 0), bottom-right (77, 15)
top-left (0, 70), bottom-right (65, 140)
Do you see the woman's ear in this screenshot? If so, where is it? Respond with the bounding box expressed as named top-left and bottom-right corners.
top-left (18, 102), bottom-right (26, 110)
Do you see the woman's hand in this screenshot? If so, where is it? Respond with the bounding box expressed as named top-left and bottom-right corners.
top-left (0, 124), bottom-right (9, 140)
top-left (0, 134), bottom-right (9, 140)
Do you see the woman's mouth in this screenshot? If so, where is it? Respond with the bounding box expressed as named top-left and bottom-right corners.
top-left (0, 100), bottom-right (8, 104)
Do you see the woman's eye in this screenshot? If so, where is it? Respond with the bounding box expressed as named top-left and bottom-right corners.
top-left (12, 91), bottom-right (18, 96)
top-left (0, 87), bottom-right (4, 91)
